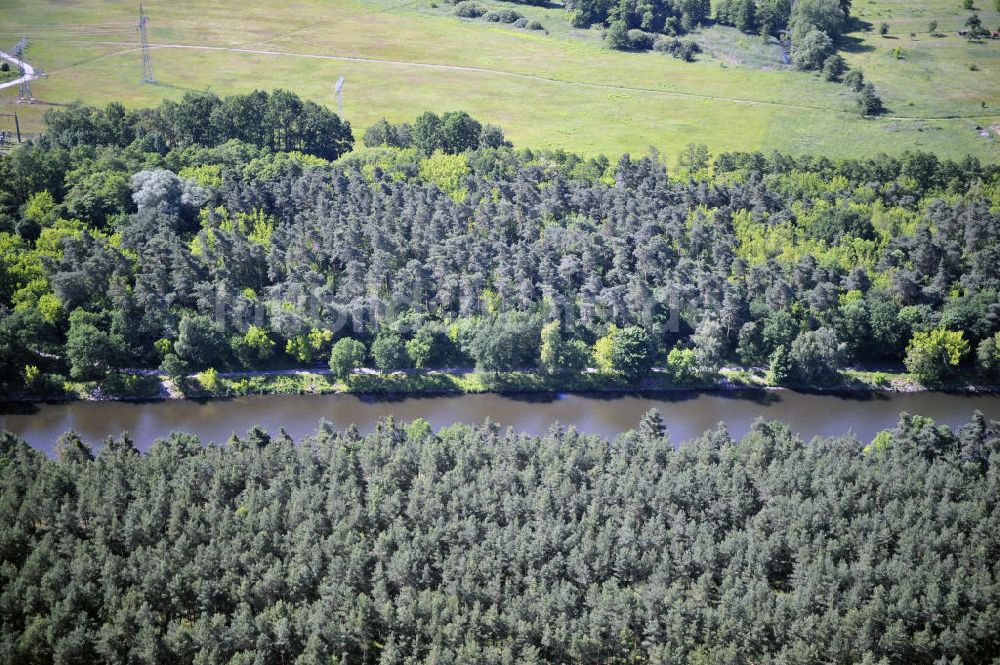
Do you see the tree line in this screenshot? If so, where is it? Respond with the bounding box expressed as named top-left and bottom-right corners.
top-left (40, 89), bottom-right (354, 161)
top-left (1, 95), bottom-right (999, 396)
top-left (576, 0), bottom-right (853, 72)
top-left (1, 411), bottom-right (999, 662)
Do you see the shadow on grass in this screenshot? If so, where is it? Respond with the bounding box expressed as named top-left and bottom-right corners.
top-left (846, 16), bottom-right (874, 33)
top-left (840, 18), bottom-right (876, 54)
top-left (839, 35), bottom-right (876, 54)
top-left (147, 79), bottom-right (205, 95)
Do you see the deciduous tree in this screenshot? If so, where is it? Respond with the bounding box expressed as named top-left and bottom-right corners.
top-left (904, 329), bottom-right (969, 384)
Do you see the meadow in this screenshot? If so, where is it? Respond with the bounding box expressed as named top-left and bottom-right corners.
top-left (0, 0), bottom-right (998, 160)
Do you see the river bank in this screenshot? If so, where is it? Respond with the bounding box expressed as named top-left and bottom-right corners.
top-left (5, 365), bottom-right (998, 404)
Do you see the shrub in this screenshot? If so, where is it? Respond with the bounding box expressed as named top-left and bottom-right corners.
top-left (513, 17), bottom-right (528, 28)
top-left (652, 35), bottom-right (701, 60)
top-left (653, 35), bottom-right (681, 53)
top-left (857, 84), bottom-right (884, 116)
top-left (196, 367), bottom-right (221, 392)
top-left (665, 347), bottom-right (699, 384)
top-left (879, 22), bottom-right (889, 36)
top-left (484, 9), bottom-right (523, 23)
top-left (23, 366), bottom-right (69, 397)
top-left (526, 19), bottom-right (544, 30)
top-left (41, 373), bottom-right (68, 396)
top-left (792, 29), bottom-right (834, 71)
top-left (843, 68), bottom-right (864, 92)
top-left (231, 325), bottom-right (275, 366)
top-left (627, 29), bottom-right (654, 50)
top-left (821, 54), bottom-right (845, 81)
top-left (863, 429), bottom-right (893, 454)
top-left (928, 20), bottom-right (938, 34)
top-left (766, 345), bottom-right (792, 385)
top-left (23, 364), bottom-right (40, 390)
top-left (454, 1), bottom-right (486, 18)
top-left (159, 353), bottom-right (186, 380)
top-left (964, 13), bottom-right (988, 39)
top-left (605, 20), bottom-right (630, 50)
top-left (101, 373), bottom-right (162, 398)
top-left (680, 41), bottom-right (701, 61)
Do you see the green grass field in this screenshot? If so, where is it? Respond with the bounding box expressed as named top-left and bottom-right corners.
top-left (1, 0), bottom-right (998, 160)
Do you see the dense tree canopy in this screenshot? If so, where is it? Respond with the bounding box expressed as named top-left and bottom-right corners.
top-left (1, 412), bottom-right (999, 662)
top-left (37, 89), bottom-right (353, 160)
top-left (571, 0), bottom-right (711, 40)
top-left (365, 111), bottom-right (507, 154)
top-left (1, 98), bottom-right (999, 396)
top-left (582, 0), bottom-right (853, 73)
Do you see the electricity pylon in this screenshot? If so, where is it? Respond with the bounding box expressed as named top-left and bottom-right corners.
top-left (138, 3), bottom-right (155, 84)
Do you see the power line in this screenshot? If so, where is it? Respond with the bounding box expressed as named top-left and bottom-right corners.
top-left (0, 30), bottom-right (134, 37)
top-left (13, 37), bottom-right (32, 102)
top-left (2, 22), bottom-right (134, 28)
top-left (137, 3), bottom-right (155, 84)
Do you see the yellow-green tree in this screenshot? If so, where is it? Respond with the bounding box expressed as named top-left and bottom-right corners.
top-left (593, 325), bottom-right (653, 381)
top-left (329, 338), bottom-right (366, 381)
top-left (904, 329), bottom-right (969, 384)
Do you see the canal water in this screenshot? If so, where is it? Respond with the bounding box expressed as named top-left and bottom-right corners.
top-left (3, 389), bottom-right (1000, 455)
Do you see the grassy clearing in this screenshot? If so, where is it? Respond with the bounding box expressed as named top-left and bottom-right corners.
top-left (845, 0), bottom-right (1000, 120)
top-left (695, 25), bottom-right (789, 70)
top-left (46, 373), bottom-right (164, 400)
top-left (171, 369), bottom-right (705, 398)
top-left (169, 366), bottom-right (954, 400)
top-left (0, 0), bottom-right (997, 159)
top-left (180, 373), bottom-right (342, 398)
top-left (9, 366), bottom-right (994, 402)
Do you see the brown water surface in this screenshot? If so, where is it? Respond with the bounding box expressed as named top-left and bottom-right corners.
top-left (3, 389), bottom-right (999, 455)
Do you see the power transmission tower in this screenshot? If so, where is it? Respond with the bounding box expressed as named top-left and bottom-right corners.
top-left (335, 77), bottom-right (345, 116)
top-left (137, 3), bottom-right (155, 84)
top-left (13, 38), bottom-right (32, 102)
